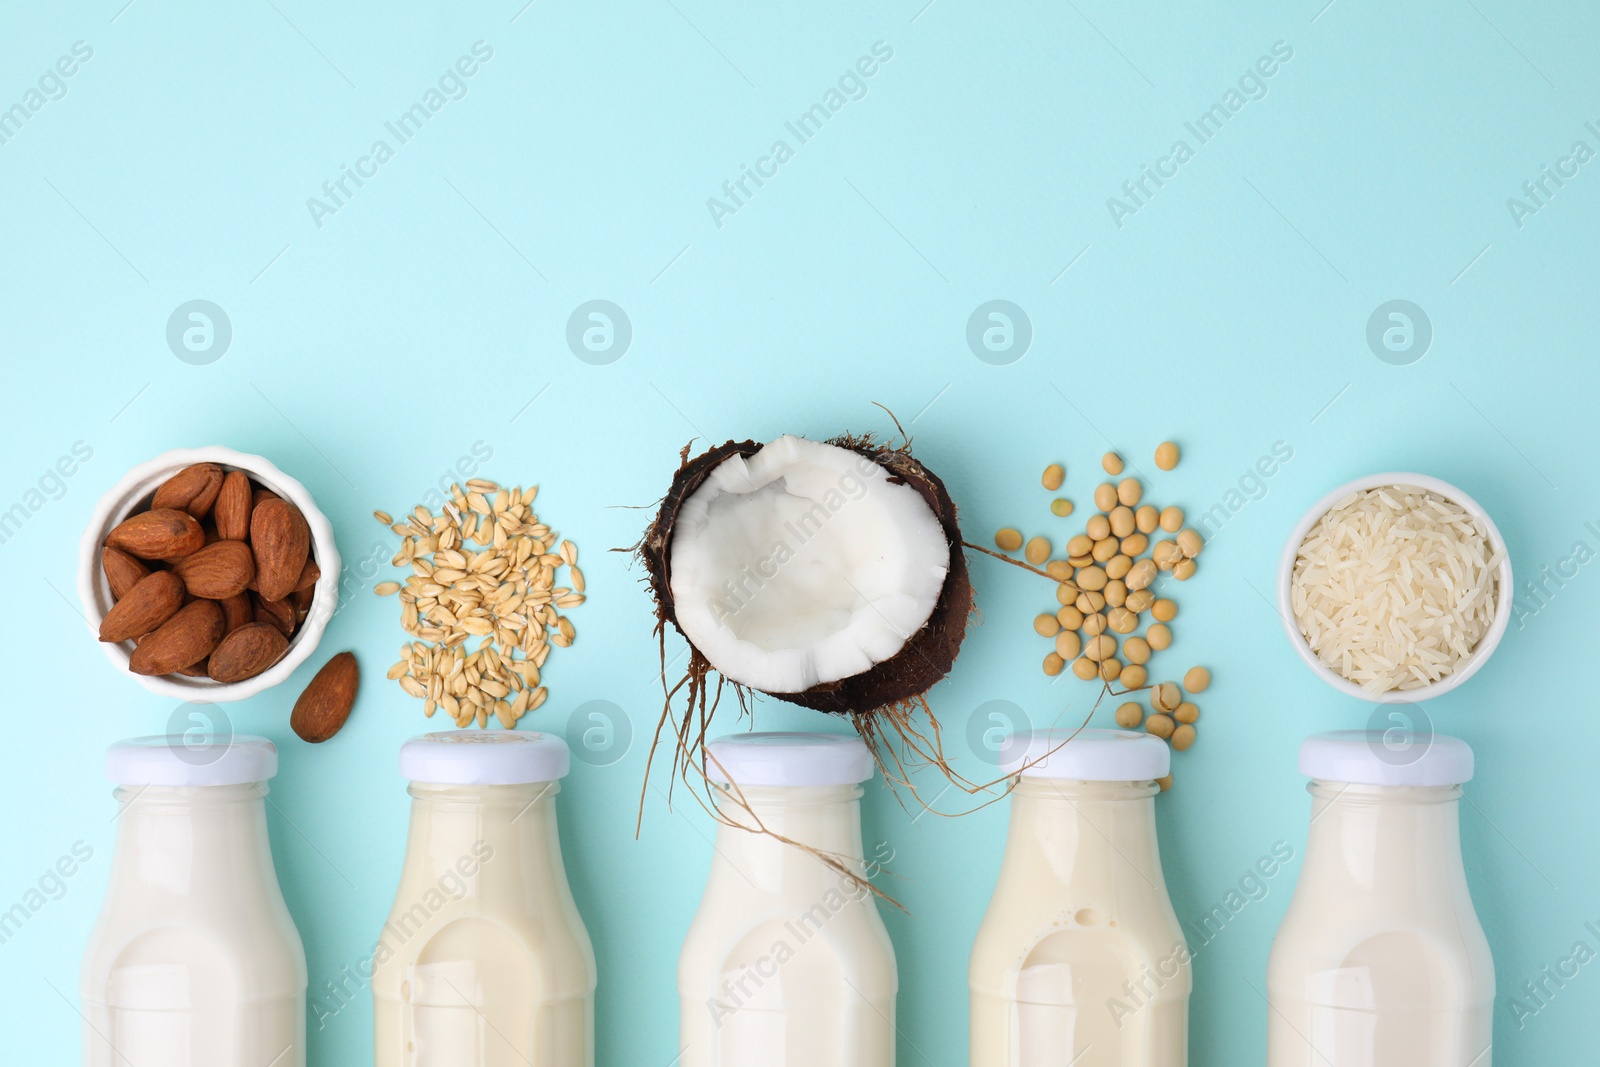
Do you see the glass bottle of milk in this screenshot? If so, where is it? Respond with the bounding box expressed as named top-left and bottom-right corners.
top-left (1267, 730), bottom-right (1494, 1067)
top-left (372, 730), bottom-right (596, 1067)
top-left (81, 735), bottom-right (307, 1067)
top-left (970, 728), bottom-right (1190, 1067)
top-left (677, 732), bottom-right (897, 1067)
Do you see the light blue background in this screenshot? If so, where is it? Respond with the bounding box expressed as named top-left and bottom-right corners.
top-left (3, 0), bottom-right (1598, 1063)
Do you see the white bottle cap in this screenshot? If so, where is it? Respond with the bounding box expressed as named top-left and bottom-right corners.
top-left (1002, 728), bottom-right (1170, 781)
top-left (399, 730), bottom-right (571, 784)
top-left (105, 735), bottom-right (278, 787)
top-left (705, 732), bottom-right (875, 787)
top-left (1299, 730), bottom-right (1474, 787)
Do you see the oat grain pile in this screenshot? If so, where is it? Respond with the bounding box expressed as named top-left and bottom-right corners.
top-left (374, 479), bottom-right (584, 729)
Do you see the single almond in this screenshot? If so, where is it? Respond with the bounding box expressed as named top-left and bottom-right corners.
top-left (254, 592), bottom-right (297, 638)
top-left (291, 651), bottom-right (359, 743)
top-left (214, 471), bottom-right (253, 541)
top-left (292, 559), bottom-right (320, 594)
top-left (128, 600), bottom-right (225, 675)
top-left (107, 508), bottom-right (205, 560)
top-left (207, 622), bottom-right (289, 683)
top-left (152, 463), bottom-right (225, 519)
top-left (251, 498), bottom-right (311, 602)
top-left (99, 571), bottom-right (185, 643)
top-left (220, 592), bottom-right (255, 635)
top-left (102, 546), bottom-right (150, 600)
top-left (171, 540), bottom-right (256, 599)
top-left (252, 487), bottom-right (280, 508)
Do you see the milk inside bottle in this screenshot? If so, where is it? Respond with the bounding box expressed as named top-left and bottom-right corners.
top-left (969, 727), bottom-right (1190, 1067)
top-left (1267, 729), bottom-right (1493, 1066)
top-left (81, 734), bottom-right (307, 1067)
top-left (677, 731), bottom-right (896, 1067)
top-left (372, 730), bottom-right (595, 1067)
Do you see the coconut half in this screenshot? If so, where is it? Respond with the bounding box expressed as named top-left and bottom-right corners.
top-left (640, 434), bottom-right (972, 716)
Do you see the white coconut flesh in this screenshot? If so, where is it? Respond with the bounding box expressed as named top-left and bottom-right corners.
top-left (667, 435), bottom-right (951, 694)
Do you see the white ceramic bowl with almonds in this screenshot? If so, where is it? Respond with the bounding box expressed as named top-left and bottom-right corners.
top-left (77, 446), bottom-right (341, 702)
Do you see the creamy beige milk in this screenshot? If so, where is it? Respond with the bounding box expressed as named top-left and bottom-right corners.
top-left (970, 728), bottom-right (1189, 1067)
top-left (1267, 731), bottom-right (1493, 1067)
top-left (373, 732), bottom-right (594, 1067)
top-left (678, 733), bottom-right (896, 1067)
top-left (81, 737), bottom-right (306, 1067)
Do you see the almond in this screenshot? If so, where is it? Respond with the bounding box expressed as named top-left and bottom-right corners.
top-left (220, 592), bottom-right (255, 635)
top-left (152, 463), bottom-right (225, 519)
top-left (292, 559), bottom-right (320, 594)
top-left (291, 651), bottom-right (358, 743)
top-left (107, 509), bottom-right (205, 561)
top-left (129, 600), bottom-right (225, 675)
top-left (251, 498), bottom-right (311, 602)
top-left (99, 571), bottom-right (185, 643)
top-left (102, 546), bottom-right (150, 600)
top-left (207, 622), bottom-right (289, 683)
top-left (254, 592), bottom-right (297, 638)
top-left (252, 487), bottom-right (280, 508)
top-left (171, 540), bottom-right (256, 599)
top-left (214, 471), bottom-right (253, 541)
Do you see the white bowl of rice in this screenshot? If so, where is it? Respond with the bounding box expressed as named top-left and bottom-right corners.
top-left (1277, 472), bottom-right (1512, 702)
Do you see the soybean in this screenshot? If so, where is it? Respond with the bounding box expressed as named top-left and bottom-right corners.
top-left (1152, 598), bottom-right (1177, 622)
top-left (1159, 506), bottom-right (1183, 533)
top-left (1183, 666), bottom-right (1210, 693)
top-left (1044, 652), bottom-right (1065, 677)
top-left (1146, 713), bottom-right (1176, 739)
top-left (1123, 636), bottom-right (1151, 664)
top-left (1155, 441), bottom-right (1180, 471)
top-left (1115, 701), bottom-right (1144, 729)
top-left (1085, 634), bottom-right (1117, 662)
top-left (1076, 590), bottom-right (1106, 613)
top-left (1119, 663), bottom-right (1147, 689)
top-left (1025, 536), bottom-right (1051, 565)
top-left (1042, 463), bottom-right (1065, 490)
top-left (996, 527), bottom-right (1024, 551)
top-left (1117, 478), bottom-right (1143, 507)
top-left (1147, 623), bottom-right (1172, 651)
top-left (1094, 483), bottom-right (1118, 511)
top-left (1066, 534), bottom-right (1094, 557)
top-left (1108, 606), bottom-right (1139, 633)
top-left (1056, 582), bottom-right (1080, 607)
top-left (1110, 505), bottom-right (1135, 538)
top-left (1056, 604), bottom-right (1084, 630)
top-left (1034, 613), bottom-right (1061, 638)
top-left (1151, 682), bottom-right (1181, 713)
top-left (1072, 656), bottom-right (1099, 680)
top-left (1092, 537), bottom-right (1120, 563)
top-left (1156, 773), bottom-right (1174, 792)
top-left (1046, 559), bottom-right (1074, 581)
top-left (1055, 630), bottom-right (1083, 660)
top-left (1174, 702), bottom-right (1199, 724)
top-left (1076, 565), bottom-right (1108, 592)
top-left (1082, 612), bottom-right (1108, 636)
top-left (1172, 558), bottom-right (1197, 581)
top-left (1085, 514), bottom-right (1111, 540)
top-left (1103, 578), bottom-right (1128, 607)
top-left (1125, 589), bottom-right (1154, 613)
top-left (1051, 497), bottom-right (1075, 517)
top-left (1101, 452), bottom-right (1124, 476)
top-left (1135, 504), bottom-right (1160, 534)
top-left (1177, 528), bottom-right (1203, 558)
top-left (1170, 724), bottom-right (1196, 751)
top-left (1125, 558), bottom-right (1158, 591)
top-left (1099, 658), bottom-right (1122, 682)
top-left (1120, 533), bottom-right (1149, 557)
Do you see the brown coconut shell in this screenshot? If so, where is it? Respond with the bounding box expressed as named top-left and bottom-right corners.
top-left (638, 435), bottom-right (973, 716)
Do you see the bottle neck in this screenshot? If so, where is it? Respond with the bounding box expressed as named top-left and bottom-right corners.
top-left (108, 782), bottom-right (274, 898)
top-left (1004, 777), bottom-right (1164, 882)
top-left (709, 784), bottom-right (867, 890)
top-left (400, 781), bottom-right (560, 888)
top-left (1301, 781), bottom-right (1466, 895)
